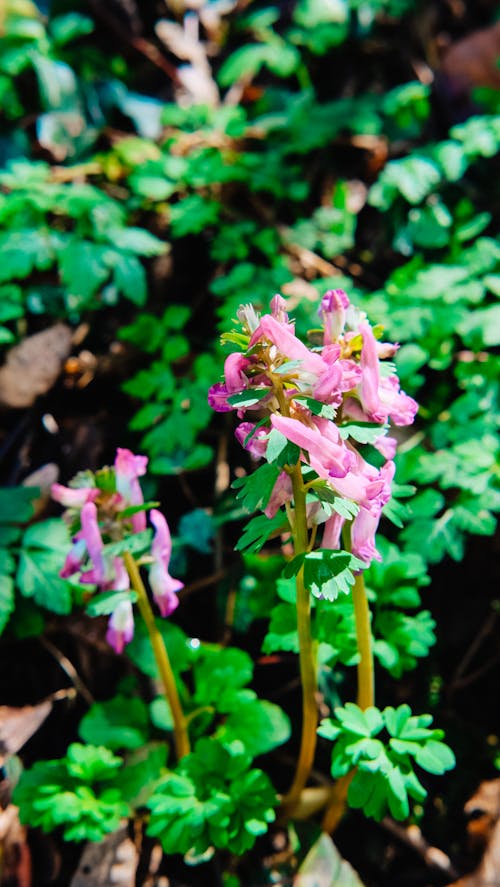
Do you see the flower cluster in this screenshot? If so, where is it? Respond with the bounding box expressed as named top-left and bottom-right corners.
top-left (209, 291), bottom-right (417, 566)
top-left (52, 449), bottom-right (183, 653)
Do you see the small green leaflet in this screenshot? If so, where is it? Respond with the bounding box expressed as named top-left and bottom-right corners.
top-left (319, 703), bottom-right (455, 821)
top-left (308, 482), bottom-right (359, 519)
top-left (338, 423), bottom-right (386, 444)
top-left (235, 512), bottom-right (288, 553)
top-left (266, 428), bottom-right (300, 467)
top-left (294, 396), bottom-right (337, 420)
top-left (227, 388), bottom-right (271, 408)
top-left (284, 549), bottom-right (363, 601)
top-left (79, 695), bottom-right (149, 750)
top-left (102, 529), bottom-right (152, 559)
top-left (86, 590), bottom-right (138, 617)
top-left (232, 463), bottom-right (281, 513)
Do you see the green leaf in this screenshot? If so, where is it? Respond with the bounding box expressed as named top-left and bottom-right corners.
top-left (232, 463), bottom-right (281, 513)
top-left (287, 550), bottom-right (362, 601)
top-left (193, 647), bottom-right (254, 706)
top-left (338, 423), bottom-right (386, 444)
top-left (85, 590), bottom-right (138, 617)
top-left (79, 695), bottom-right (149, 750)
top-left (106, 227), bottom-right (165, 256)
top-left (117, 744), bottom-right (167, 806)
top-left (59, 240), bottom-right (109, 302)
top-left (169, 196), bottom-right (221, 237)
top-left (414, 740), bottom-right (456, 774)
top-left (227, 388), bottom-right (271, 409)
top-left (235, 512), bottom-right (288, 553)
top-left (111, 253), bottom-right (147, 306)
top-left (17, 550), bottom-right (72, 614)
top-left (178, 509), bottom-right (215, 554)
top-left (0, 575), bottom-right (15, 635)
top-left (0, 488), bottom-right (37, 524)
top-left (127, 619), bottom-right (193, 678)
top-left (216, 699), bottom-right (291, 757)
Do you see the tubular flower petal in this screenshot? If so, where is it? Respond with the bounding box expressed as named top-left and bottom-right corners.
top-left (250, 315), bottom-right (325, 374)
top-left (106, 600), bottom-right (134, 654)
top-left (115, 448), bottom-right (148, 532)
top-left (358, 321), bottom-right (384, 422)
top-left (270, 293), bottom-right (292, 327)
top-left (264, 471), bottom-right (293, 518)
top-left (79, 502), bottom-right (106, 586)
top-left (271, 415), bottom-right (352, 479)
top-left (51, 484), bottom-right (99, 508)
top-left (321, 512), bottom-right (345, 550)
top-left (235, 422), bottom-right (269, 458)
top-left (60, 537), bottom-right (87, 578)
top-left (149, 509), bottom-right (183, 618)
top-left (319, 289), bottom-right (350, 344)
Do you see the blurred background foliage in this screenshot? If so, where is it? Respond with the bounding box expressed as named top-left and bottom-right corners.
top-left (0, 0), bottom-right (499, 882)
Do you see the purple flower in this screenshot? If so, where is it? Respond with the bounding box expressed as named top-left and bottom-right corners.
top-left (115, 448), bottom-right (148, 532)
top-left (149, 509), bottom-right (183, 618)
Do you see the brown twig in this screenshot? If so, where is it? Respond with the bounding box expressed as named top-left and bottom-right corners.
top-left (380, 817), bottom-right (459, 879)
top-left (40, 637), bottom-right (95, 706)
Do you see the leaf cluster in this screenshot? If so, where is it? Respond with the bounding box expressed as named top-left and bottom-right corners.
top-left (319, 703), bottom-right (455, 821)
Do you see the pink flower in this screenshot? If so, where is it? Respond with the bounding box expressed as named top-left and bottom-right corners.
top-left (60, 537), bottom-right (87, 579)
top-left (79, 502), bottom-right (106, 586)
top-left (357, 324), bottom-right (418, 426)
top-left (350, 461), bottom-right (395, 565)
top-left (208, 382), bottom-right (233, 412)
top-left (115, 449), bottom-right (148, 532)
top-left (149, 509), bottom-right (183, 618)
top-left (378, 376), bottom-right (418, 426)
top-left (319, 289), bottom-right (350, 344)
top-left (207, 354), bottom-right (251, 413)
top-left (224, 353), bottom-right (251, 394)
top-left (270, 294), bottom-right (292, 327)
top-left (321, 512), bottom-right (345, 550)
top-left (264, 471), bottom-right (293, 518)
top-left (358, 322), bottom-right (384, 423)
top-left (106, 598), bottom-right (134, 654)
top-left (51, 484), bottom-right (99, 508)
top-left (235, 422), bottom-right (269, 458)
top-left (312, 363), bottom-right (343, 405)
top-left (250, 315), bottom-right (325, 375)
top-left (270, 414), bottom-right (352, 479)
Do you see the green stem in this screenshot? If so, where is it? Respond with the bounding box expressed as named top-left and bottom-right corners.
top-left (124, 551), bottom-right (190, 761)
top-left (322, 538), bottom-right (374, 833)
top-left (351, 569), bottom-right (374, 711)
top-left (282, 464), bottom-right (318, 811)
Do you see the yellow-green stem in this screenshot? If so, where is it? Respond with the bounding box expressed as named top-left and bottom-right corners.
top-left (351, 570), bottom-right (374, 711)
top-left (322, 566), bottom-right (374, 833)
top-left (124, 551), bottom-right (190, 760)
top-left (282, 464), bottom-right (318, 812)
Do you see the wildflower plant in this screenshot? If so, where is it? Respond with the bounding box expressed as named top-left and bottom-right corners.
top-left (209, 290), bottom-right (454, 826)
